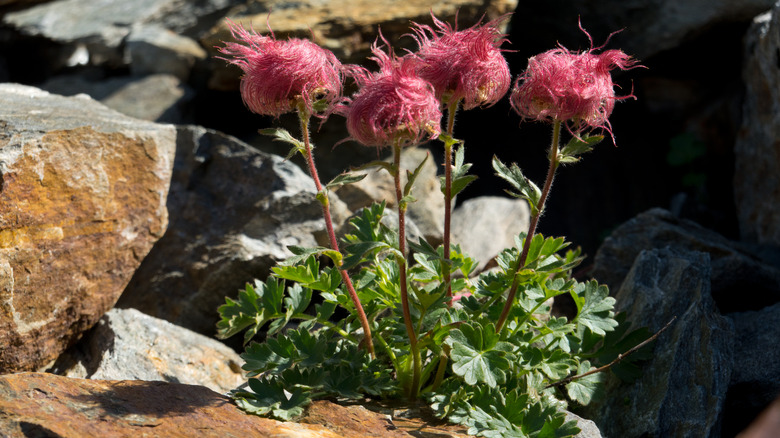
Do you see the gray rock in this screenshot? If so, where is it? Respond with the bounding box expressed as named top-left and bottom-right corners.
top-left (3, 0), bottom-right (237, 67)
top-left (592, 208), bottom-right (780, 313)
top-left (0, 83), bottom-right (175, 372)
top-left (735, 3), bottom-right (780, 246)
top-left (450, 196), bottom-right (530, 272)
top-left (564, 411), bottom-right (602, 438)
top-left (582, 248), bottom-right (734, 438)
top-left (41, 74), bottom-right (196, 124)
top-left (48, 308), bottom-right (245, 394)
top-left (117, 125), bottom-right (349, 336)
top-left (126, 24), bottom-right (207, 81)
top-left (721, 302), bottom-right (780, 435)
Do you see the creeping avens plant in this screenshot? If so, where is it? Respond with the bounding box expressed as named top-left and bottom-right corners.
top-left (217, 14), bottom-right (648, 437)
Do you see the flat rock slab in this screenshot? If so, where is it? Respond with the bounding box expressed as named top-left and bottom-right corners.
top-left (0, 372), bottom-right (474, 437)
top-left (0, 84), bottom-right (175, 372)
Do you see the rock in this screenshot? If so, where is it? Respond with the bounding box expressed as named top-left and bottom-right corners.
top-left (720, 302), bottom-right (780, 436)
top-left (336, 146), bottom-right (444, 245)
top-left (735, 4), bottom-right (780, 246)
top-left (116, 125), bottom-right (349, 336)
top-left (126, 24), bottom-right (207, 81)
top-left (592, 208), bottom-right (780, 313)
top-left (736, 396), bottom-right (780, 438)
top-left (2, 0), bottom-right (235, 67)
top-left (203, 0), bottom-right (518, 88)
top-left (450, 196), bottom-right (530, 272)
top-left (581, 248), bottom-right (734, 438)
top-left (47, 308), bottom-right (245, 395)
top-left (513, 0), bottom-right (776, 61)
top-left (41, 73), bottom-right (196, 124)
top-left (0, 372), bottom-right (480, 437)
top-left (564, 411), bottom-right (602, 438)
top-left (0, 84), bottom-right (175, 372)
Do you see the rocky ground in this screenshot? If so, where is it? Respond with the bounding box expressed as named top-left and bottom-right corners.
top-left (1, 0), bottom-right (780, 436)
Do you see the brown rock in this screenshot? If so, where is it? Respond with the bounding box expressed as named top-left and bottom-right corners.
top-left (204, 0), bottom-right (518, 89)
top-left (0, 372), bottom-right (472, 437)
top-left (0, 84), bottom-right (175, 372)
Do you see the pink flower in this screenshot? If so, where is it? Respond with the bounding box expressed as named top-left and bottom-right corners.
top-left (410, 14), bottom-right (511, 110)
top-left (217, 20), bottom-right (342, 117)
top-left (510, 23), bottom-right (640, 140)
top-left (343, 40), bottom-right (442, 148)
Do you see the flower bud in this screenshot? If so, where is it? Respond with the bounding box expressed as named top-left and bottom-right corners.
top-left (411, 14), bottom-right (511, 110)
top-left (218, 20), bottom-right (342, 117)
top-left (344, 41), bottom-right (442, 148)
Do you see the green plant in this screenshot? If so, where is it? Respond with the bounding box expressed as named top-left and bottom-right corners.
top-left (216, 14), bottom-right (649, 437)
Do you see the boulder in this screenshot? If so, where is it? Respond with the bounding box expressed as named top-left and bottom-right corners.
top-left (581, 248), bottom-right (734, 438)
top-left (735, 3), bottom-right (780, 246)
top-left (116, 125), bottom-right (349, 336)
top-left (41, 73), bottom-right (196, 124)
top-left (450, 196), bottom-right (530, 272)
top-left (720, 302), bottom-right (780, 436)
top-left (126, 24), bottom-right (207, 81)
top-left (203, 0), bottom-right (518, 88)
top-left (592, 208), bottom-right (780, 313)
top-left (48, 308), bottom-right (245, 395)
top-left (0, 83), bottom-right (175, 372)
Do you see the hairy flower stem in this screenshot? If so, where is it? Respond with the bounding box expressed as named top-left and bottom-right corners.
top-left (393, 139), bottom-right (421, 400)
top-left (442, 100), bottom-right (460, 302)
top-left (298, 109), bottom-right (375, 359)
top-left (496, 120), bottom-right (562, 333)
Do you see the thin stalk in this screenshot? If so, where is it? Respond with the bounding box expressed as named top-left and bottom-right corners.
top-left (393, 139), bottom-right (421, 400)
top-left (495, 120), bottom-right (562, 333)
top-left (442, 100), bottom-right (459, 302)
top-left (297, 109), bottom-right (375, 359)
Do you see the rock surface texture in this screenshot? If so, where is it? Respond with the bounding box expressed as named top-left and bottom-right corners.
top-left (735, 3), bottom-right (780, 246)
top-left (116, 125), bottom-right (348, 336)
top-left (48, 308), bottom-right (245, 395)
top-left (0, 84), bottom-right (175, 372)
top-left (582, 248), bottom-right (734, 438)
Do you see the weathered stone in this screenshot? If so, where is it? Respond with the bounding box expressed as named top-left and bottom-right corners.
top-left (581, 248), bottom-right (734, 438)
top-left (41, 73), bottom-right (196, 124)
top-left (117, 125), bottom-right (349, 336)
top-left (735, 4), bottom-right (780, 246)
top-left (203, 0), bottom-right (517, 89)
top-left (450, 196), bottom-right (530, 272)
top-left (3, 0), bottom-right (236, 67)
top-left (48, 308), bottom-right (245, 394)
top-left (126, 24), bottom-right (207, 81)
top-left (336, 146), bottom-right (444, 245)
top-left (564, 411), bottom-right (602, 438)
top-left (0, 84), bottom-right (175, 372)
top-left (720, 302), bottom-right (780, 436)
top-left (592, 208), bottom-right (780, 313)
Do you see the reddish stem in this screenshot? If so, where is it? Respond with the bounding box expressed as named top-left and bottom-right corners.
top-left (298, 111), bottom-right (375, 359)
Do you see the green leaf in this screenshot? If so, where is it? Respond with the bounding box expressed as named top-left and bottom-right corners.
top-left (235, 378), bottom-right (310, 421)
top-left (574, 281), bottom-right (618, 335)
top-left (351, 160), bottom-right (394, 174)
top-left (404, 151), bottom-right (429, 197)
top-left (492, 156), bottom-right (542, 215)
top-left (259, 128), bottom-right (306, 160)
top-left (559, 134), bottom-right (604, 163)
top-left (565, 361), bottom-right (604, 405)
top-left (216, 278), bottom-right (285, 345)
top-left (278, 245), bottom-right (329, 267)
top-left (325, 172), bottom-right (367, 191)
top-left (446, 323), bottom-right (510, 387)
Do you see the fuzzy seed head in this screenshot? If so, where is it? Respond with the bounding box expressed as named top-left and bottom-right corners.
top-left (217, 20), bottom-right (343, 117)
top-left (510, 25), bottom-right (639, 140)
top-left (343, 41), bottom-right (442, 148)
top-left (411, 14), bottom-right (511, 110)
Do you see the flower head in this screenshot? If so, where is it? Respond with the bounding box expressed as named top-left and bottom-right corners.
top-left (343, 39), bottom-right (442, 148)
top-left (410, 13), bottom-right (511, 110)
top-left (217, 20), bottom-right (342, 117)
top-left (510, 23), bottom-right (640, 141)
